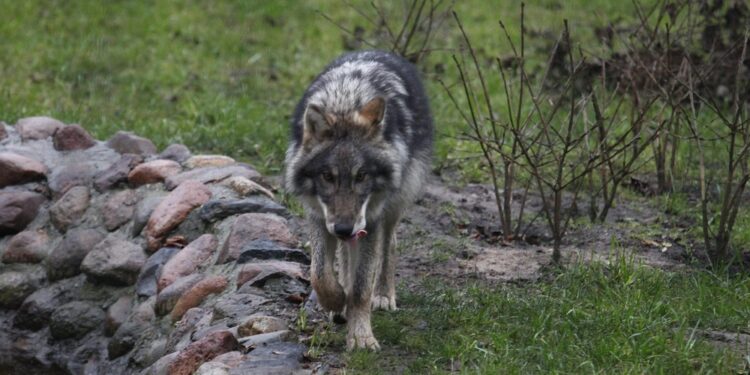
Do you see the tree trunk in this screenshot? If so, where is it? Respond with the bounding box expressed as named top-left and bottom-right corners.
top-left (552, 190), bottom-right (562, 264)
top-left (655, 147), bottom-right (671, 194)
top-left (711, 232), bottom-right (730, 265)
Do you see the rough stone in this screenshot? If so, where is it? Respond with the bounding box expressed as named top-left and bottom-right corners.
top-left (159, 143), bottom-right (191, 163)
top-left (2, 229), bottom-right (49, 264)
top-left (132, 336), bottom-right (167, 368)
top-left (46, 228), bottom-right (105, 281)
top-left (105, 295), bottom-right (133, 336)
top-left (195, 361), bottom-right (230, 375)
top-left (223, 176), bottom-right (274, 199)
top-left (0, 117), bottom-right (313, 374)
top-left (155, 274), bottom-right (205, 316)
top-left (0, 265), bottom-right (46, 308)
top-left (131, 194), bottom-right (163, 237)
top-left (109, 321), bottom-right (154, 360)
top-left (14, 275), bottom-right (86, 330)
top-left (158, 234), bottom-right (217, 291)
top-left (81, 236), bottom-right (147, 285)
top-left (48, 163), bottom-right (94, 197)
top-left (199, 197), bottom-right (288, 223)
top-left (136, 247), bottom-right (180, 298)
top-left (49, 301), bottom-right (105, 339)
top-left (191, 320), bottom-right (236, 342)
top-left (145, 180), bottom-right (211, 252)
top-left (166, 307), bottom-right (209, 353)
top-left (49, 185), bottom-right (90, 231)
top-left (0, 152), bottom-right (48, 188)
top-left (184, 155), bottom-right (235, 169)
top-left (168, 331), bottom-right (239, 375)
top-left (217, 213), bottom-right (297, 264)
top-left (172, 208), bottom-right (208, 244)
top-left (230, 342), bottom-right (306, 375)
top-left (236, 261), bottom-right (308, 289)
top-left (15, 116), bottom-right (64, 140)
top-left (65, 331), bottom-right (109, 375)
top-left (93, 154), bottom-right (143, 192)
top-left (107, 131), bottom-right (157, 155)
top-left (128, 159), bottom-right (181, 186)
top-left (238, 239), bottom-right (310, 265)
top-left (53, 124), bottom-right (96, 151)
top-left (253, 341), bottom-right (306, 361)
top-left (211, 351), bottom-right (246, 368)
top-left (171, 275), bottom-right (228, 321)
top-left (238, 330), bottom-right (294, 351)
top-left (252, 274), bottom-right (308, 299)
top-left (143, 351), bottom-right (179, 375)
top-left (0, 191), bottom-right (46, 235)
top-left (237, 315), bottom-right (287, 337)
top-left (165, 165), bottom-right (261, 190)
top-left (212, 293), bottom-right (269, 321)
top-left (103, 189), bottom-right (138, 231)
top-left (0, 122), bottom-right (7, 140)
top-left (108, 297), bottom-right (156, 359)
top-left (229, 362), bottom-right (304, 375)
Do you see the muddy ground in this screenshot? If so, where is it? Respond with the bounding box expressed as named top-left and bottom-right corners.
top-left (396, 176), bottom-right (689, 285)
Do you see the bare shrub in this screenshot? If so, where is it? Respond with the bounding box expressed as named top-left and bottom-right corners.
top-left (602, 0), bottom-right (750, 195)
top-left (607, 0), bottom-right (750, 265)
top-left (320, 0), bottom-right (455, 64)
top-left (448, 9), bottom-right (650, 262)
top-left (683, 33), bottom-right (749, 265)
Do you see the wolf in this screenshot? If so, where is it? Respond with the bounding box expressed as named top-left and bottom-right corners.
top-left (284, 50), bottom-right (433, 350)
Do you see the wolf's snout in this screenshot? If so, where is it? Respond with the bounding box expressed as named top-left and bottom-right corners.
top-left (333, 223), bottom-right (354, 238)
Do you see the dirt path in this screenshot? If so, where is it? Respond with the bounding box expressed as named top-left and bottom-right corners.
top-left (394, 177), bottom-right (686, 289)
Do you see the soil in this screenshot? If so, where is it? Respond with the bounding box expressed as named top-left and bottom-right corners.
top-left (394, 175), bottom-right (687, 288)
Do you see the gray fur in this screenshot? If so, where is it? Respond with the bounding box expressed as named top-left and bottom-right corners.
top-left (284, 50), bottom-right (432, 350)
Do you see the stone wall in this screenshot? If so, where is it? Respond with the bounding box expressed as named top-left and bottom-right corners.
top-left (0, 117), bottom-right (314, 374)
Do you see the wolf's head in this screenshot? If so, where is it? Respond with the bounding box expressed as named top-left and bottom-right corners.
top-left (286, 97), bottom-right (401, 239)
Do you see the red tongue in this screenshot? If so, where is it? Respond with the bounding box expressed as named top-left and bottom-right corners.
top-left (346, 230), bottom-right (368, 246)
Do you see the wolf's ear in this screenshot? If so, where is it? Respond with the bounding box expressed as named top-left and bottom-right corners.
top-left (357, 97), bottom-right (386, 129)
top-left (303, 104), bottom-right (335, 146)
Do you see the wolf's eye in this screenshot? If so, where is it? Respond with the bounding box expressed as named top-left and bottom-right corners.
top-left (322, 171), bottom-right (334, 182)
top-left (355, 171), bottom-right (367, 182)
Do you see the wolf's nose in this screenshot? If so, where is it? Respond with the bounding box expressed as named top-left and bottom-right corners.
top-left (334, 223), bottom-right (354, 238)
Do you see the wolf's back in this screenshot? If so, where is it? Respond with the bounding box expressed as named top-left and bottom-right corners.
top-left (289, 50), bottom-right (433, 160)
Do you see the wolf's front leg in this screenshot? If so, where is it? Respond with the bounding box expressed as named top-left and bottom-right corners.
top-left (373, 214), bottom-right (399, 311)
top-left (346, 226), bottom-right (382, 351)
top-left (310, 222), bottom-right (346, 313)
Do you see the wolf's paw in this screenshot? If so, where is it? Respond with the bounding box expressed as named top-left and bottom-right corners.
top-left (346, 332), bottom-right (381, 351)
top-left (371, 295), bottom-right (397, 311)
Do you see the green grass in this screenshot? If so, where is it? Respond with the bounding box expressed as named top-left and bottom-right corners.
top-left (0, 0), bottom-right (648, 174)
top-left (342, 256), bottom-right (750, 374)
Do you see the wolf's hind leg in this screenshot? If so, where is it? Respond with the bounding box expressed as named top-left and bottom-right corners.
top-left (310, 224), bottom-right (346, 313)
top-left (373, 215), bottom-right (398, 311)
